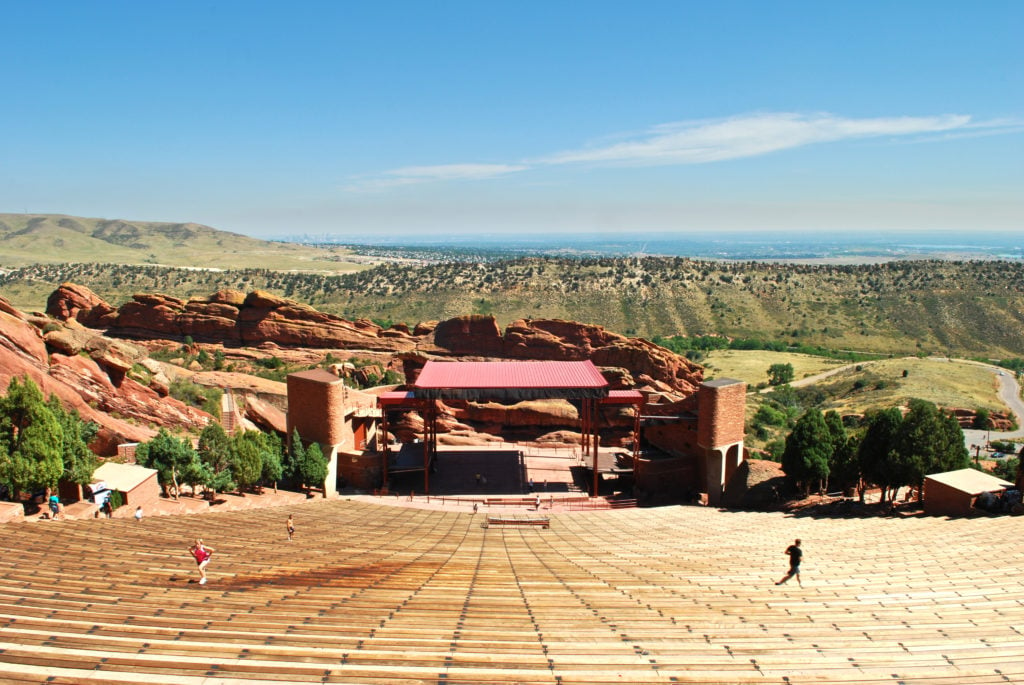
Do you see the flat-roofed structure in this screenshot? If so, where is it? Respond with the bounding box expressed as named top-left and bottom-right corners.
top-left (925, 468), bottom-right (1013, 516)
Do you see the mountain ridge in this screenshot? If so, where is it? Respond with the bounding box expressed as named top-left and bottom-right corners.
top-left (0, 213), bottom-right (366, 272)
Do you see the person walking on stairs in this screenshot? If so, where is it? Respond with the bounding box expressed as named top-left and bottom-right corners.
top-left (776, 539), bottom-right (802, 587)
top-left (286, 514), bottom-right (295, 541)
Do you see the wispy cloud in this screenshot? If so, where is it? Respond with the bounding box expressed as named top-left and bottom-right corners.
top-left (539, 112), bottom-right (974, 166)
top-left (344, 163), bottom-right (527, 192)
top-left (345, 112), bottom-right (1018, 192)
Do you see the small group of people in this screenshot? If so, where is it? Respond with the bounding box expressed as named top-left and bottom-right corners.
top-left (185, 514), bottom-right (800, 589)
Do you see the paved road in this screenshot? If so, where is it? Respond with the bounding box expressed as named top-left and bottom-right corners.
top-left (962, 364), bottom-right (1024, 452)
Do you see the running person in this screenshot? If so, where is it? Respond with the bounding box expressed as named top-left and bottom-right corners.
top-left (188, 538), bottom-right (215, 585)
top-left (776, 539), bottom-right (803, 587)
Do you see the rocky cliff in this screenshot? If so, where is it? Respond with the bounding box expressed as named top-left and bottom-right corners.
top-left (1, 294), bottom-right (212, 454)
top-left (48, 283), bottom-right (417, 353)
top-left (47, 286), bottom-right (703, 395)
top-left (411, 314), bottom-right (703, 395)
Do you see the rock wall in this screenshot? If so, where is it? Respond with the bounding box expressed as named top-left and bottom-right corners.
top-left (414, 315), bottom-right (703, 396)
top-left (48, 285), bottom-right (417, 353)
top-left (47, 287), bottom-right (703, 395)
top-left (1, 294), bottom-right (211, 454)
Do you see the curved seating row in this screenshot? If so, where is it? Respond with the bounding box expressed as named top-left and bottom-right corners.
top-left (1, 499), bottom-right (1022, 683)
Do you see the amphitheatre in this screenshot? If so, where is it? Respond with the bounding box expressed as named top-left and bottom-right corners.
top-left (1, 285), bottom-right (1024, 683)
top-left (1, 498), bottom-right (1023, 683)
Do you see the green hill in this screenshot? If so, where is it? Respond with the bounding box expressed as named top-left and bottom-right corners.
top-left (3, 257), bottom-right (1024, 359)
top-left (0, 213), bottom-right (366, 272)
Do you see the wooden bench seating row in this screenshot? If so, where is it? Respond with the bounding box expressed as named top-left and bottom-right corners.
top-left (2, 500), bottom-right (1024, 684)
top-left (485, 516), bottom-right (550, 528)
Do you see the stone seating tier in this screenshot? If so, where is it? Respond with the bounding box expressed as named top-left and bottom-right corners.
top-left (0, 500), bottom-right (1022, 684)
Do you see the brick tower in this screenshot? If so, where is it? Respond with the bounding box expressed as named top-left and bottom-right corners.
top-left (696, 379), bottom-right (747, 506)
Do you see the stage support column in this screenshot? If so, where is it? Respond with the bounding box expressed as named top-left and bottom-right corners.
top-left (381, 410), bottom-right (389, 489)
top-left (423, 403), bottom-right (434, 496)
top-left (632, 401), bottom-right (642, 476)
top-left (590, 399), bottom-right (599, 498)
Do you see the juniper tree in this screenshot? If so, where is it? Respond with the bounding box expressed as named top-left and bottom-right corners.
top-left (47, 395), bottom-right (99, 488)
top-left (197, 422), bottom-right (235, 494)
top-left (299, 442), bottom-right (328, 494)
top-left (230, 431), bottom-right (265, 494)
top-left (136, 428), bottom-right (201, 499)
top-left (858, 408), bottom-right (903, 503)
top-left (781, 408), bottom-right (831, 495)
top-left (0, 377), bottom-right (65, 497)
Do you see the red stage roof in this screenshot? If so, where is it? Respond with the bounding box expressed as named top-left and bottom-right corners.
top-left (602, 390), bottom-right (645, 405)
top-left (378, 390), bottom-right (418, 406)
top-left (413, 360), bottom-right (609, 401)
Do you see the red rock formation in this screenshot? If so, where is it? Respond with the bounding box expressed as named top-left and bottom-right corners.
top-left (46, 284), bottom-right (416, 352)
top-left (46, 283), bottom-right (118, 328)
top-left (1, 294), bottom-right (211, 454)
top-left (450, 399), bottom-right (580, 428)
top-left (415, 315), bottom-right (703, 396)
top-left (428, 315), bottom-right (504, 356)
top-left (244, 395), bottom-right (287, 434)
top-left (45, 286), bottom-right (701, 395)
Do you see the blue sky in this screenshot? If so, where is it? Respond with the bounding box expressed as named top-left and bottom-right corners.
top-left (1, 1), bottom-right (1021, 239)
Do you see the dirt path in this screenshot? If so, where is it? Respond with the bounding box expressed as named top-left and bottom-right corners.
top-left (788, 360), bottom-right (880, 388)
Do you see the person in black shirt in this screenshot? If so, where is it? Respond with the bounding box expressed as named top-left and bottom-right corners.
top-left (776, 539), bottom-right (802, 587)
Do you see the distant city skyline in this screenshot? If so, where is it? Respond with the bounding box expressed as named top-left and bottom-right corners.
top-left (1, 1), bottom-right (1021, 239)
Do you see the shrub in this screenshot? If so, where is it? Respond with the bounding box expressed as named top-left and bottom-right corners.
top-left (168, 379), bottom-right (222, 420)
top-left (754, 404), bottom-right (787, 427)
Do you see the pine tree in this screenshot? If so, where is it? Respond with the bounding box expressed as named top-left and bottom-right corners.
top-left (286, 429), bottom-right (306, 481)
top-left (896, 399), bottom-right (970, 495)
top-left (858, 408), bottom-right (903, 502)
top-left (781, 408), bottom-right (831, 495)
top-left (230, 432), bottom-right (264, 494)
top-left (823, 410), bottom-right (857, 492)
top-left (136, 428), bottom-right (201, 499)
top-left (197, 423), bottom-right (234, 494)
top-left (300, 442), bottom-right (328, 494)
top-left (47, 396), bottom-right (99, 487)
top-left (0, 377), bottom-right (65, 497)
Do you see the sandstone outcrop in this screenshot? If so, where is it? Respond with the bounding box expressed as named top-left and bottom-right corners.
top-left (244, 395), bottom-right (288, 434)
top-left (0, 294), bottom-right (212, 454)
top-left (413, 315), bottom-right (703, 396)
top-left (46, 286), bottom-right (702, 395)
top-left (45, 282), bottom-right (118, 328)
top-left (47, 284), bottom-right (417, 353)
top-left (449, 399), bottom-right (579, 428)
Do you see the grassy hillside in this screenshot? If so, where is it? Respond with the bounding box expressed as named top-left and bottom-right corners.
top-left (735, 352), bottom-right (1013, 453)
top-left (701, 350), bottom-right (848, 386)
top-left (0, 213), bottom-right (367, 273)
top-left (3, 256), bottom-right (1023, 359)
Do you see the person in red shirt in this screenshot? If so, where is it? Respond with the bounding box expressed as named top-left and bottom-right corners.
top-left (188, 538), bottom-right (215, 585)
